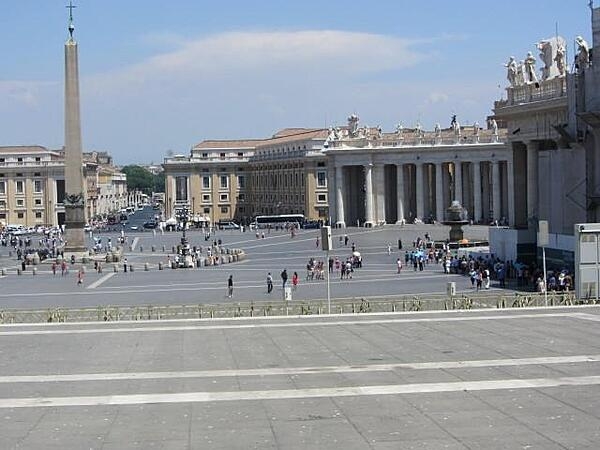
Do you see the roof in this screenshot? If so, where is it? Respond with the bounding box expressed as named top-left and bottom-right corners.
top-left (256, 129), bottom-right (328, 147)
top-left (192, 139), bottom-right (265, 150)
top-left (0, 145), bottom-right (57, 154)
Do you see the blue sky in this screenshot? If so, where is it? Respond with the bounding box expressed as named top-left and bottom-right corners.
top-left (0, 0), bottom-right (594, 164)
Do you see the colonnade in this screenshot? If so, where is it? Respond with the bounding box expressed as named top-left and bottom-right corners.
top-left (331, 158), bottom-right (514, 227)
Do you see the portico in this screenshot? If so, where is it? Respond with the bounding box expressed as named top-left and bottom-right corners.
top-left (327, 131), bottom-right (511, 227)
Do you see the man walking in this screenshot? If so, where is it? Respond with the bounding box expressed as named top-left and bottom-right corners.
top-left (281, 269), bottom-right (288, 289)
top-left (266, 272), bottom-right (273, 294)
top-left (227, 275), bottom-right (234, 298)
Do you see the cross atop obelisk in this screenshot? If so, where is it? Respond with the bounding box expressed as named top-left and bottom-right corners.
top-left (63, 1), bottom-right (87, 254)
top-left (66, 1), bottom-right (76, 40)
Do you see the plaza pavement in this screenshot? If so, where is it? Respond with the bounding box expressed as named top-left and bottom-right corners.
top-left (0, 225), bottom-right (505, 310)
top-left (1, 306), bottom-right (600, 449)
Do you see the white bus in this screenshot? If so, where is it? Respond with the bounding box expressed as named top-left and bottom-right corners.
top-left (252, 214), bottom-right (305, 229)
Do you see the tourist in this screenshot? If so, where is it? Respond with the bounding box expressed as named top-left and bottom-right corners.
top-left (396, 258), bottom-right (403, 274)
top-left (281, 269), bottom-right (288, 289)
top-left (227, 275), bottom-right (233, 298)
top-left (292, 272), bottom-right (299, 290)
top-left (77, 267), bottom-right (84, 285)
top-left (266, 273), bottom-right (273, 294)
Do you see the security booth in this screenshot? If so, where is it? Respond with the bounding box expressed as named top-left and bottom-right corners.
top-left (574, 223), bottom-right (600, 301)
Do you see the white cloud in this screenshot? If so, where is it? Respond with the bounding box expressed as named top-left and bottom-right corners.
top-left (0, 80), bottom-right (56, 108)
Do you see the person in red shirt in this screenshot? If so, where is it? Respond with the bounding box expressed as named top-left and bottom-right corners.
top-left (292, 271), bottom-right (299, 290)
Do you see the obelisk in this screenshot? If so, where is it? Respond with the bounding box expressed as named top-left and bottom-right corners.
top-left (63, 2), bottom-right (87, 253)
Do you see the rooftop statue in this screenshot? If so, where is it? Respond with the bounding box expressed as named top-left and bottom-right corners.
top-left (575, 36), bottom-right (590, 71)
top-left (524, 51), bottom-right (538, 84)
top-left (434, 123), bottom-right (442, 137)
top-left (347, 114), bottom-right (360, 138)
top-left (396, 122), bottom-right (404, 137)
top-left (505, 56), bottom-right (519, 87)
top-left (555, 42), bottom-right (566, 76)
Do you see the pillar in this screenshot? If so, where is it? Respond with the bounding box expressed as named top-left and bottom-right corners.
top-left (374, 164), bottom-right (385, 224)
top-left (364, 163), bottom-right (374, 227)
top-left (335, 166), bottom-right (345, 227)
top-left (415, 162), bottom-right (424, 221)
top-left (435, 162), bottom-right (444, 222)
top-left (396, 164), bottom-right (405, 224)
top-left (507, 159), bottom-right (515, 227)
top-left (527, 141), bottom-right (539, 226)
top-left (454, 161), bottom-right (462, 204)
top-left (492, 160), bottom-right (501, 222)
top-left (473, 161), bottom-right (482, 223)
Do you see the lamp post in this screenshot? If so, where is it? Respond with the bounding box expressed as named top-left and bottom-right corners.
top-left (175, 206), bottom-right (191, 267)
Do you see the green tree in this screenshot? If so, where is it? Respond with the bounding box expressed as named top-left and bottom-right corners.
top-left (121, 165), bottom-right (155, 194)
top-left (153, 171), bottom-right (165, 193)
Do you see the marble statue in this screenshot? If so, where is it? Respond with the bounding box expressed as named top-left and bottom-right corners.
top-left (434, 123), bottom-right (442, 137)
top-left (575, 36), bottom-right (590, 71)
top-left (473, 122), bottom-right (480, 136)
top-left (451, 115), bottom-right (460, 137)
top-left (376, 125), bottom-right (383, 139)
top-left (347, 114), bottom-right (360, 138)
top-left (505, 56), bottom-right (519, 87)
top-left (396, 122), bottom-right (404, 137)
top-left (489, 118), bottom-right (498, 135)
top-left (555, 42), bottom-right (566, 76)
top-left (524, 52), bottom-right (538, 83)
top-left (537, 41), bottom-right (553, 80)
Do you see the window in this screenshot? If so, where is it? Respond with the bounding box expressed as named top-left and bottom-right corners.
top-left (15, 180), bottom-right (24, 194)
top-left (0, 200), bottom-right (6, 208)
top-left (175, 176), bottom-right (188, 201)
top-left (220, 193), bottom-right (229, 202)
top-left (220, 153), bottom-right (226, 159)
top-left (202, 194), bottom-right (211, 203)
top-left (0, 181), bottom-right (5, 195)
top-left (35, 212), bottom-right (42, 219)
top-left (317, 194), bottom-right (327, 203)
top-left (202, 153), bottom-right (208, 158)
top-left (220, 206), bottom-right (228, 214)
top-left (237, 175), bottom-right (245, 189)
top-left (35, 158), bottom-right (41, 163)
top-left (317, 171), bottom-right (327, 187)
top-left (16, 199), bottom-right (24, 207)
top-left (203, 207), bottom-right (210, 214)
top-left (17, 158), bottom-right (23, 163)
top-left (0, 213), bottom-right (5, 220)
top-left (220, 175), bottom-right (228, 189)
top-left (17, 212), bottom-right (24, 219)
top-left (238, 193), bottom-right (246, 202)
top-left (34, 180), bottom-right (43, 193)
top-left (237, 152), bottom-right (244, 157)
top-left (202, 176), bottom-right (210, 189)
top-left (34, 172), bottom-right (41, 176)
top-left (35, 199), bottom-right (42, 206)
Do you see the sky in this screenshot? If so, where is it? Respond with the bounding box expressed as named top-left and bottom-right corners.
top-left (0, 1), bottom-right (594, 165)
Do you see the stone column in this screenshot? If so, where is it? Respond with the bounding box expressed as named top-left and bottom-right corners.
top-left (396, 164), bottom-right (405, 224)
top-left (335, 165), bottom-right (346, 227)
top-left (364, 163), bottom-right (374, 227)
top-left (63, 35), bottom-right (86, 253)
top-left (454, 161), bottom-right (462, 204)
top-left (374, 164), bottom-right (385, 224)
top-left (473, 161), bottom-right (482, 223)
top-left (415, 162), bottom-right (424, 221)
top-left (527, 140), bottom-right (539, 226)
top-left (435, 162), bottom-right (444, 222)
top-left (507, 159), bottom-right (515, 227)
top-left (492, 160), bottom-right (501, 222)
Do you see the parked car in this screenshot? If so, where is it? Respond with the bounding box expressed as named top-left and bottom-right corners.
top-left (143, 221), bottom-right (158, 229)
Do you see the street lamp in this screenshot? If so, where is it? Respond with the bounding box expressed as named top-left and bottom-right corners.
top-left (175, 207), bottom-right (191, 268)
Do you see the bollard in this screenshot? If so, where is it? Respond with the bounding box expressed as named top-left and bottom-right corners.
top-left (8, 251), bottom-right (12, 257)
top-left (32, 267), bottom-right (37, 276)
top-left (16, 268), bottom-right (22, 276)
top-left (158, 261), bottom-right (163, 270)
top-left (1, 268), bottom-right (5, 276)
top-left (140, 245), bottom-right (143, 252)
top-left (130, 264), bottom-right (134, 272)
top-left (162, 245), bottom-right (166, 252)
top-left (113, 264), bottom-right (118, 273)
top-left (172, 246), bottom-right (176, 253)
top-left (144, 262), bottom-right (149, 271)
top-left (151, 245), bottom-right (156, 252)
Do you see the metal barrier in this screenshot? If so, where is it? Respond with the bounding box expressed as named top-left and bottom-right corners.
top-left (0, 292), bottom-right (581, 324)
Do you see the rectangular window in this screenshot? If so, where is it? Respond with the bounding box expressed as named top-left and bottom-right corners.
top-left (56, 179), bottom-right (65, 203)
top-left (238, 193), bottom-right (246, 202)
top-left (203, 207), bottom-right (210, 214)
top-left (0, 213), bottom-right (5, 220)
top-left (17, 212), bottom-right (24, 219)
top-left (34, 199), bottom-right (42, 206)
top-left (317, 193), bottom-right (327, 203)
top-left (175, 176), bottom-right (188, 201)
top-left (34, 180), bottom-right (43, 193)
top-left (220, 193), bottom-right (229, 202)
top-left (35, 212), bottom-right (42, 219)
top-left (237, 152), bottom-right (244, 158)
top-left (202, 153), bottom-right (208, 158)
top-left (220, 153), bottom-right (226, 159)
top-left (237, 175), bottom-right (245, 189)
top-left (317, 171), bottom-right (327, 187)
top-left (16, 199), bottom-right (24, 207)
top-left (202, 194), bottom-right (211, 203)
top-left (220, 175), bottom-right (228, 189)
top-left (202, 176), bottom-right (210, 189)
top-left (0, 200), bottom-right (6, 208)
top-left (220, 206), bottom-right (228, 214)
top-left (0, 181), bottom-right (5, 195)
top-left (15, 180), bottom-right (24, 194)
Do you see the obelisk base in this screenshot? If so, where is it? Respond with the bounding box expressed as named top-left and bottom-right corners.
top-left (64, 201), bottom-right (87, 253)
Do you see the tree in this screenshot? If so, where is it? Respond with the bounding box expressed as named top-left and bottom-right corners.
top-left (121, 165), bottom-right (155, 194)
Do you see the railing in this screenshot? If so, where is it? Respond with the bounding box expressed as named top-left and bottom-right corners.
top-left (505, 77), bottom-right (567, 106)
top-left (0, 292), bottom-right (581, 324)
top-left (328, 131), bottom-right (505, 149)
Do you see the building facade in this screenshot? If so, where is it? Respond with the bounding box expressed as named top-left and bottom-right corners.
top-left (0, 146), bottom-right (127, 227)
top-left (163, 128), bottom-right (329, 224)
